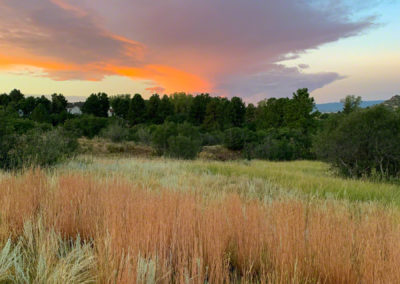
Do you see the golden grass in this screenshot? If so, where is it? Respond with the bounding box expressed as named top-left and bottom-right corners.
top-left (0, 161), bottom-right (400, 283)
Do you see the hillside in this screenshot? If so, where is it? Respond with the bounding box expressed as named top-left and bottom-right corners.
top-left (315, 100), bottom-right (384, 113)
top-left (382, 95), bottom-right (400, 110)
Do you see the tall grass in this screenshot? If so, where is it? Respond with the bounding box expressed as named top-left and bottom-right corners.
top-left (0, 166), bottom-right (400, 283)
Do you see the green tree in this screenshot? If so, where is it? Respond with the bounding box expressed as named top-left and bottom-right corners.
top-left (51, 93), bottom-right (68, 114)
top-left (9, 89), bottom-right (24, 102)
top-left (159, 95), bottom-right (174, 122)
top-left (31, 103), bottom-right (50, 123)
top-left (203, 98), bottom-right (222, 130)
top-left (189, 93), bottom-right (211, 125)
top-left (245, 103), bottom-right (257, 130)
top-left (314, 105), bottom-right (400, 178)
top-left (110, 95), bottom-right (131, 119)
top-left (147, 94), bottom-right (162, 124)
top-left (228, 97), bottom-right (246, 127)
top-left (19, 96), bottom-right (37, 116)
top-left (341, 95), bottom-right (362, 114)
top-left (82, 93), bottom-right (110, 117)
top-left (224, 127), bottom-right (245, 150)
top-left (129, 94), bottom-right (146, 125)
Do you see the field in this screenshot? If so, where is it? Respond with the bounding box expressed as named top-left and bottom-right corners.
top-left (1, 157), bottom-right (400, 283)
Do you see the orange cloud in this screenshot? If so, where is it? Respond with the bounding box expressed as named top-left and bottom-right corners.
top-left (109, 64), bottom-right (211, 94)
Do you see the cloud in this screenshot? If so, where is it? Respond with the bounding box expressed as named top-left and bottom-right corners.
top-left (217, 65), bottom-right (346, 102)
top-left (0, 0), bottom-right (376, 99)
top-left (146, 86), bottom-right (166, 95)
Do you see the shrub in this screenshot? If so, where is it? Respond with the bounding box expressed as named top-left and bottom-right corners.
top-left (314, 105), bottom-right (400, 178)
top-left (64, 115), bottom-right (108, 138)
top-left (167, 135), bottom-right (201, 159)
top-left (224, 127), bottom-right (245, 150)
top-left (100, 122), bottom-right (129, 142)
top-left (151, 122), bottom-right (178, 155)
top-left (0, 128), bottom-right (78, 170)
top-left (201, 131), bottom-right (224, 146)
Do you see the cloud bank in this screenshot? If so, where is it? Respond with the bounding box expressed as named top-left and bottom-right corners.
top-left (0, 0), bottom-right (374, 99)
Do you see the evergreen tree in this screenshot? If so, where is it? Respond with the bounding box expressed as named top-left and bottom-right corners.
top-left (228, 96), bottom-right (246, 127)
top-left (82, 93), bottom-right (110, 117)
top-left (129, 94), bottom-right (146, 125)
top-left (189, 93), bottom-right (211, 125)
top-left (51, 94), bottom-right (68, 114)
top-left (147, 94), bottom-right (162, 124)
top-left (159, 95), bottom-right (174, 122)
top-left (110, 95), bottom-right (131, 119)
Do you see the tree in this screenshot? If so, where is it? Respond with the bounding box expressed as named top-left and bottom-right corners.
top-left (158, 95), bottom-right (174, 122)
top-left (189, 93), bottom-right (211, 125)
top-left (129, 94), bottom-right (146, 125)
top-left (341, 95), bottom-right (362, 114)
top-left (147, 94), bottom-right (162, 124)
top-left (9, 89), bottom-right (24, 102)
top-left (314, 105), bottom-right (400, 178)
top-left (224, 127), bottom-right (246, 150)
top-left (19, 96), bottom-right (37, 116)
top-left (256, 98), bottom-right (289, 129)
top-left (284, 88), bottom-right (315, 129)
top-left (228, 97), bottom-right (246, 127)
top-left (31, 103), bottom-right (50, 123)
top-left (245, 103), bottom-right (257, 130)
top-left (51, 94), bottom-right (68, 114)
top-left (203, 98), bottom-right (222, 130)
top-left (0, 93), bottom-right (10, 106)
top-left (110, 95), bottom-right (130, 119)
top-left (82, 93), bottom-right (110, 117)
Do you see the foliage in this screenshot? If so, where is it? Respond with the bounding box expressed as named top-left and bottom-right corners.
top-left (100, 120), bottom-right (129, 142)
top-left (224, 127), bottom-right (245, 150)
top-left (314, 105), bottom-right (400, 178)
top-left (167, 135), bottom-right (201, 159)
top-left (0, 127), bottom-right (78, 170)
top-left (64, 115), bottom-right (108, 138)
top-left (341, 95), bottom-right (362, 114)
top-left (81, 93), bottom-right (110, 117)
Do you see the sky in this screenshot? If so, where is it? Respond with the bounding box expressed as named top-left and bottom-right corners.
top-left (0, 0), bottom-right (398, 103)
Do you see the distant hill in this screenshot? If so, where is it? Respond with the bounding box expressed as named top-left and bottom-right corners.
top-left (382, 95), bottom-right (400, 110)
top-left (316, 100), bottom-right (384, 113)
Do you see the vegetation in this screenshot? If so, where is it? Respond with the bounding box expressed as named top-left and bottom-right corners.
top-left (315, 105), bottom-right (400, 179)
top-left (0, 158), bottom-right (400, 283)
top-left (1, 89), bottom-right (400, 179)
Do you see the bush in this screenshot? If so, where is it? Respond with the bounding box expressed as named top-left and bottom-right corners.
top-left (243, 128), bottom-right (312, 161)
top-left (314, 105), bottom-right (400, 178)
top-left (152, 122), bottom-right (178, 155)
top-left (224, 127), bottom-right (245, 150)
top-left (100, 122), bottom-right (129, 142)
top-left (0, 128), bottom-right (78, 170)
top-left (64, 115), bottom-right (108, 138)
top-left (201, 131), bottom-right (224, 146)
top-left (167, 135), bottom-right (201, 159)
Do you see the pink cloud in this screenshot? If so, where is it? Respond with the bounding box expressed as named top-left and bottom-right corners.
top-left (0, 0), bottom-right (377, 100)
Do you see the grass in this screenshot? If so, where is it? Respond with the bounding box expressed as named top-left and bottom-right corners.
top-left (0, 157), bottom-right (400, 283)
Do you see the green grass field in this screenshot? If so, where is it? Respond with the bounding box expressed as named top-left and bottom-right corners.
top-left (62, 157), bottom-right (400, 205)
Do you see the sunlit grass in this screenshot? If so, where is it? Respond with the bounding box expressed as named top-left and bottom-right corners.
top-left (1, 157), bottom-right (400, 283)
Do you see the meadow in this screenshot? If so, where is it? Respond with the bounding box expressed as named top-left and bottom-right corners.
top-left (1, 157), bottom-right (400, 283)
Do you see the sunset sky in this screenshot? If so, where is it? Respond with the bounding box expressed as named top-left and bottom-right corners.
top-left (0, 0), bottom-right (399, 103)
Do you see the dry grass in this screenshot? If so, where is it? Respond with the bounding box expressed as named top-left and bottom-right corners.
top-left (1, 164), bottom-right (400, 283)
top-left (78, 138), bottom-right (154, 157)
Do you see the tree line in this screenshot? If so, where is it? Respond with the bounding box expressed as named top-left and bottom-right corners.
top-left (0, 89), bottom-right (399, 179)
